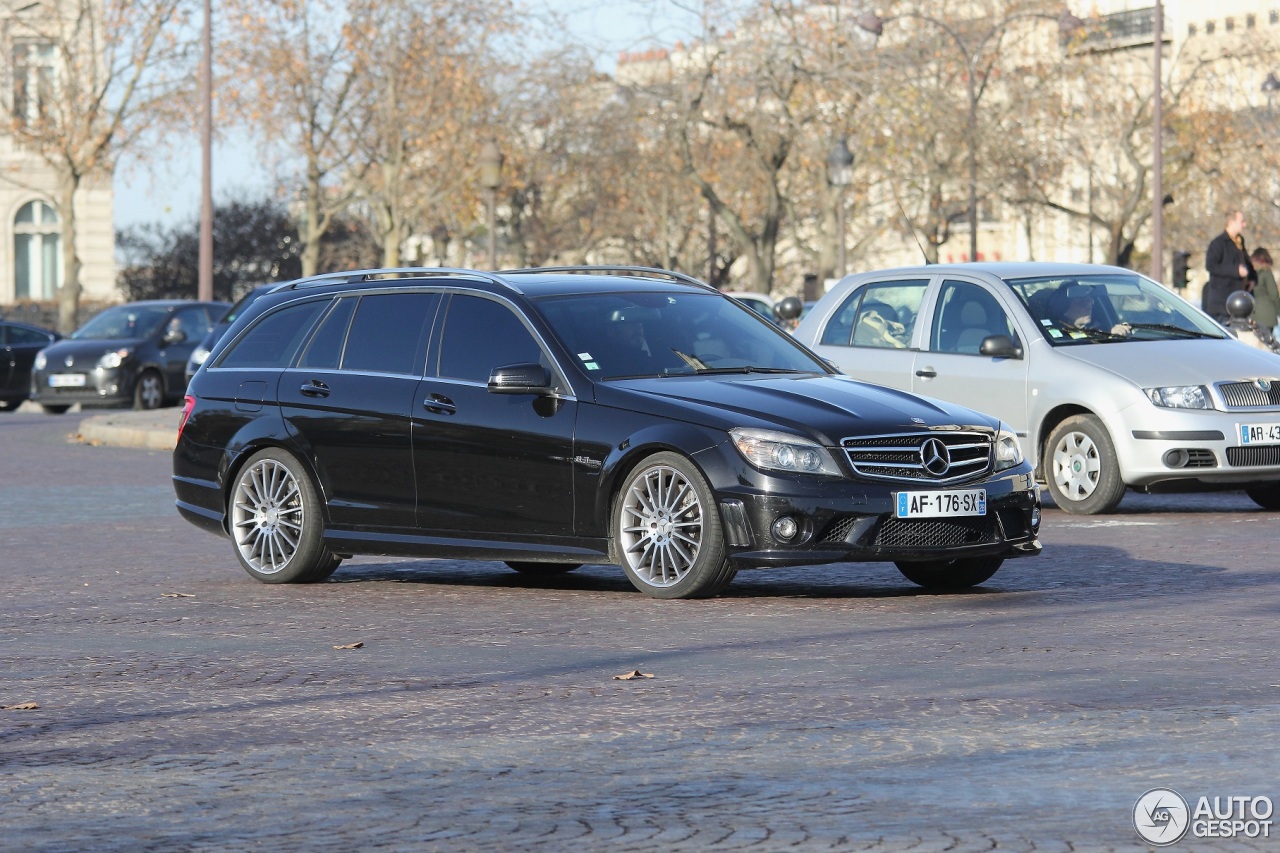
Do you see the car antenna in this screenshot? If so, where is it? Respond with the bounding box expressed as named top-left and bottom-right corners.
top-left (888, 179), bottom-right (932, 265)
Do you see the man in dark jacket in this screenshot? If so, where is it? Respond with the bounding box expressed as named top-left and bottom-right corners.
top-left (1203, 210), bottom-right (1255, 322)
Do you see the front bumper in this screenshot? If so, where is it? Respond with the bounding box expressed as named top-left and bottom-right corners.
top-left (713, 466), bottom-right (1041, 570)
top-left (1114, 406), bottom-right (1280, 489)
top-left (31, 365), bottom-right (136, 407)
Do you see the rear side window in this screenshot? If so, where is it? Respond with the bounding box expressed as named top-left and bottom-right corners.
top-left (217, 300), bottom-right (329, 369)
top-left (340, 293), bottom-right (439, 375)
top-left (297, 298), bottom-right (356, 370)
top-left (820, 280), bottom-right (928, 348)
top-left (436, 295), bottom-right (545, 383)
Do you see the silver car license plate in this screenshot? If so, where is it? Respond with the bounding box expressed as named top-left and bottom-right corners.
top-left (1238, 423), bottom-right (1280, 445)
top-left (49, 374), bottom-right (86, 388)
top-left (896, 489), bottom-right (986, 518)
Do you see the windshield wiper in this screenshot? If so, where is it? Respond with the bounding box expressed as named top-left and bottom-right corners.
top-left (1126, 323), bottom-right (1218, 339)
top-left (693, 366), bottom-right (808, 375)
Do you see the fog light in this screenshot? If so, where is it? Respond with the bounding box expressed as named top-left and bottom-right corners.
top-left (772, 516), bottom-right (799, 542)
top-left (1031, 505), bottom-right (1041, 531)
top-left (1163, 449), bottom-right (1190, 469)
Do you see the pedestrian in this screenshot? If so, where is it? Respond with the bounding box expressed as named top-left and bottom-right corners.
top-left (1249, 247), bottom-right (1279, 337)
top-left (1203, 210), bottom-right (1255, 322)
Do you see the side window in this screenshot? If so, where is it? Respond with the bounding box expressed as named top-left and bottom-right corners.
top-left (168, 307), bottom-right (209, 341)
top-left (820, 280), bottom-right (927, 348)
top-left (436, 295), bottom-right (546, 383)
top-left (297, 298), bottom-right (356, 370)
top-left (931, 280), bottom-right (1016, 355)
top-left (217, 301), bottom-right (329, 369)
top-left (10, 326), bottom-right (51, 345)
top-left (340, 293), bottom-right (439, 375)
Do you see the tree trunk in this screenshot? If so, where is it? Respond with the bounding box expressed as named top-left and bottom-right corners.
top-left (56, 172), bottom-right (84, 334)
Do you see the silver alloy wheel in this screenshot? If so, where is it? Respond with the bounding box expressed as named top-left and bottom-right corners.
top-left (1051, 429), bottom-right (1100, 501)
top-left (231, 458), bottom-right (304, 575)
top-left (619, 464), bottom-right (705, 588)
top-left (137, 372), bottom-right (163, 409)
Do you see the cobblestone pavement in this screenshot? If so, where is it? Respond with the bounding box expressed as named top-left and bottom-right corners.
top-left (2, 408), bottom-right (1278, 851)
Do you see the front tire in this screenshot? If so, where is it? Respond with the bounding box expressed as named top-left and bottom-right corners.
top-left (1044, 414), bottom-right (1125, 515)
top-left (1245, 483), bottom-right (1280, 510)
top-left (895, 557), bottom-right (1003, 589)
top-left (133, 369), bottom-right (164, 410)
top-left (229, 448), bottom-right (338, 583)
top-left (614, 452), bottom-right (736, 599)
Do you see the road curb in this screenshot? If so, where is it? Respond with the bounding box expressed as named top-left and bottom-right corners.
top-left (74, 408), bottom-right (179, 451)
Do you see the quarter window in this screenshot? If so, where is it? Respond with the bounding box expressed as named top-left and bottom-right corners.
top-left (437, 295), bottom-right (545, 383)
top-left (819, 280), bottom-right (927, 348)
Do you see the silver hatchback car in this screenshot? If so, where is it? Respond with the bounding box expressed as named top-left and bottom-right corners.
top-left (794, 262), bottom-right (1280, 514)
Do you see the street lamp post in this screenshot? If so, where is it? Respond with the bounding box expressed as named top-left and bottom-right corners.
top-left (198, 0), bottom-right (212, 301)
top-left (827, 138), bottom-right (854, 279)
top-left (1150, 0), bottom-right (1164, 283)
top-left (478, 139), bottom-right (504, 270)
top-left (1263, 71), bottom-right (1280, 115)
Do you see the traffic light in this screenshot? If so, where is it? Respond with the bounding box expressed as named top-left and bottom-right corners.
top-left (1172, 250), bottom-right (1190, 289)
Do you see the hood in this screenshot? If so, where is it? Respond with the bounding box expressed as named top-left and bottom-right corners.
top-left (41, 337), bottom-right (147, 367)
top-left (1059, 338), bottom-right (1280, 387)
top-left (602, 373), bottom-right (999, 444)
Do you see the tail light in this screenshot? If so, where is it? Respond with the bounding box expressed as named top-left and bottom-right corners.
top-left (177, 395), bottom-right (196, 440)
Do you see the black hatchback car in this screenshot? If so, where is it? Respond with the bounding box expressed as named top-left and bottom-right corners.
top-left (174, 267), bottom-right (1041, 599)
top-left (31, 300), bottom-right (227, 413)
top-left (0, 319), bottom-right (61, 411)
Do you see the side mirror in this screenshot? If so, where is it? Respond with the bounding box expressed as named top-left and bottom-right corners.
top-left (488, 363), bottom-right (553, 395)
top-left (979, 334), bottom-right (1023, 359)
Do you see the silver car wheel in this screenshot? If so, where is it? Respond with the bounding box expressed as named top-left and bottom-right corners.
top-left (1052, 429), bottom-right (1100, 501)
top-left (136, 371), bottom-right (164, 410)
top-left (231, 458), bottom-right (304, 575)
top-left (619, 464), bottom-right (705, 588)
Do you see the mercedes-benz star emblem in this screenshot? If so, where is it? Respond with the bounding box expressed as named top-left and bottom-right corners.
top-left (920, 437), bottom-right (951, 476)
top-left (64, 355), bottom-right (75, 367)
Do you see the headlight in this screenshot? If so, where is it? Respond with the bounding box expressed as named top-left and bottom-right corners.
top-left (993, 426), bottom-right (1024, 472)
top-left (729, 427), bottom-right (843, 476)
top-left (34, 352), bottom-right (46, 370)
top-left (189, 346), bottom-right (211, 367)
top-left (98, 348), bottom-right (133, 370)
top-left (1145, 385), bottom-right (1211, 409)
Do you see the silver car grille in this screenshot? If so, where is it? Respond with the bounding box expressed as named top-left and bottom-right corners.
top-left (841, 431), bottom-right (993, 484)
top-left (1217, 380), bottom-right (1280, 409)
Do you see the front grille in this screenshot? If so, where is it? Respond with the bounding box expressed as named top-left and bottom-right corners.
top-left (872, 516), bottom-right (997, 548)
top-left (818, 516), bottom-right (858, 544)
top-left (842, 431), bottom-right (992, 484)
top-left (1218, 380), bottom-right (1280, 409)
top-left (1227, 445), bottom-right (1280, 467)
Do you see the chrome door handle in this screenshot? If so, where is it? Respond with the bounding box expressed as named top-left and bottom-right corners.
top-left (424, 394), bottom-right (456, 415)
top-left (300, 380), bottom-right (330, 398)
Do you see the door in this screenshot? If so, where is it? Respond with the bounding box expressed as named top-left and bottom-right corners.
top-left (4, 324), bottom-right (53, 396)
top-left (414, 293), bottom-right (577, 538)
top-left (280, 293), bottom-right (440, 529)
top-left (807, 278), bottom-right (929, 391)
top-left (911, 278), bottom-right (1030, 435)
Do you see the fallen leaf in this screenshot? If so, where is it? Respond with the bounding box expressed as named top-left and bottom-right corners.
top-left (2, 702), bottom-right (39, 711)
top-left (613, 670), bottom-right (654, 680)
top-left (333, 642), bottom-right (364, 650)
top-left (161, 593), bottom-right (196, 598)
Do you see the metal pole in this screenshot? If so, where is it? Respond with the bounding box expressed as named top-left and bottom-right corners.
top-left (198, 0), bottom-right (213, 301)
top-left (836, 188), bottom-right (847, 278)
top-left (486, 188), bottom-right (497, 270)
top-left (1150, 0), bottom-right (1163, 282)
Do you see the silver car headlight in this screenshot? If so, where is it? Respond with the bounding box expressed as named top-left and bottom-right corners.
top-left (1145, 385), bottom-right (1211, 410)
top-left (993, 426), bottom-right (1024, 472)
top-left (98, 348), bottom-right (133, 370)
top-left (34, 352), bottom-right (47, 370)
top-left (730, 427), bottom-right (843, 476)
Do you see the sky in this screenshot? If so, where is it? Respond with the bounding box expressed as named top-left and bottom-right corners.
top-left (112, 1), bottom-right (708, 233)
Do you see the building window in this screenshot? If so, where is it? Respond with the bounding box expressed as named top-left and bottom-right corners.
top-left (1188, 23), bottom-right (1197, 36)
top-left (1272, 10), bottom-right (1279, 25)
top-left (1206, 20), bottom-right (1216, 34)
top-left (1247, 13), bottom-right (1256, 28)
top-left (12, 43), bottom-right (56, 126)
top-left (1226, 17), bottom-right (1235, 32)
top-left (14, 200), bottom-right (61, 300)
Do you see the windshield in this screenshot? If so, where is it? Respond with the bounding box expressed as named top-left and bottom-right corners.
top-left (1008, 273), bottom-right (1224, 345)
top-left (534, 291), bottom-right (830, 379)
top-left (72, 304), bottom-right (170, 341)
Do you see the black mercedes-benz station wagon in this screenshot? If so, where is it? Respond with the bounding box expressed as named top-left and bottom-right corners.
top-left (173, 267), bottom-right (1041, 599)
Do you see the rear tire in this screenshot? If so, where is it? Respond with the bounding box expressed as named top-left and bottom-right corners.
top-left (1245, 483), bottom-right (1280, 510)
top-left (229, 448), bottom-right (338, 583)
top-left (1044, 414), bottom-right (1125, 515)
top-left (504, 561), bottom-right (581, 576)
top-left (614, 452), bottom-right (736, 599)
top-left (894, 557), bottom-right (1003, 589)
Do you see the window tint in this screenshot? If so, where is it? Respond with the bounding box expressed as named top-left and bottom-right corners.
top-left (341, 293), bottom-right (438, 375)
top-left (10, 325), bottom-right (51, 345)
top-left (931, 280), bottom-right (1017, 354)
top-left (437, 295), bottom-right (544, 383)
top-left (169, 306), bottom-right (213, 340)
top-left (298, 298), bottom-right (356, 370)
top-left (820, 280), bottom-right (927, 348)
top-left (218, 300), bottom-right (329, 369)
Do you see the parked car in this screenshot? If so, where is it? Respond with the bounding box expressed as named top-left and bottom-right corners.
top-left (174, 266), bottom-right (1040, 599)
top-left (31, 300), bottom-right (227, 413)
top-left (794, 261), bottom-right (1280, 514)
top-left (186, 283), bottom-right (278, 385)
top-left (0, 319), bottom-right (61, 411)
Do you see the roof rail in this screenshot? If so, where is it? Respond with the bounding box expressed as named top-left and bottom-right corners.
top-left (277, 267), bottom-right (523, 293)
top-left (501, 265), bottom-right (713, 291)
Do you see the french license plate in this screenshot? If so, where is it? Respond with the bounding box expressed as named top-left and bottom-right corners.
top-left (48, 374), bottom-right (86, 388)
top-left (1238, 423), bottom-right (1280, 445)
top-left (896, 489), bottom-right (986, 518)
